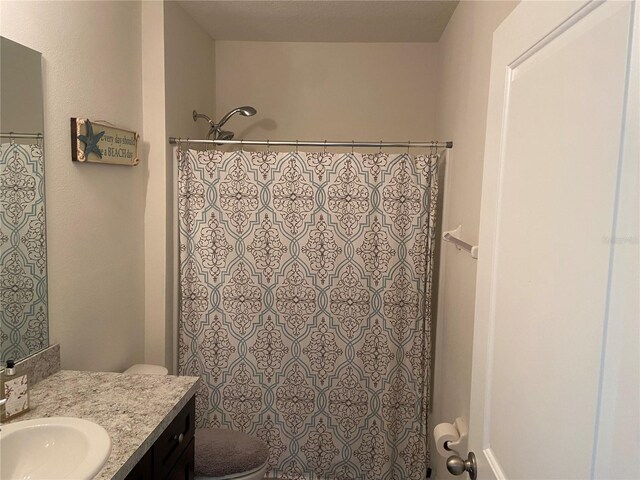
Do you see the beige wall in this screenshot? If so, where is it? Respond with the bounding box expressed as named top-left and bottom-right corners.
top-left (0, 0), bottom-right (214, 373)
top-left (0, 1), bottom-right (146, 371)
top-left (432, 2), bottom-right (517, 478)
top-left (215, 42), bottom-right (438, 147)
top-left (142, 1), bottom-right (169, 371)
top-left (164, 1), bottom-right (215, 142)
top-left (142, 1), bottom-right (215, 372)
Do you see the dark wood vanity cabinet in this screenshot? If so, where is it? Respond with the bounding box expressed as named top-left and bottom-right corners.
top-left (125, 396), bottom-right (195, 480)
top-left (166, 438), bottom-right (195, 480)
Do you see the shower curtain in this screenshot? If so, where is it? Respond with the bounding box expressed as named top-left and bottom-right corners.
top-left (0, 142), bottom-right (48, 362)
top-left (178, 146), bottom-right (439, 480)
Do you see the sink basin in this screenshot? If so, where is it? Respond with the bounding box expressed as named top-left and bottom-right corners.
top-left (0, 417), bottom-right (111, 479)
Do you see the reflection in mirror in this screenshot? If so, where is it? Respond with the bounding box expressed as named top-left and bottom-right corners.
top-left (0, 36), bottom-right (48, 363)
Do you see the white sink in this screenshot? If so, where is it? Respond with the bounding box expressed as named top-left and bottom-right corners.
top-left (0, 417), bottom-right (111, 480)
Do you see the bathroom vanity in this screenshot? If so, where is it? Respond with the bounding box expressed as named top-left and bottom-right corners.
top-left (124, 396), bottom-right (195, 479)
top-left (3, 367), bottom-right (199, 479)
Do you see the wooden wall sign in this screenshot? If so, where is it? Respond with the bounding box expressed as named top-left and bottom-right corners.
top-left (71, 118), bottom-right (140, 166)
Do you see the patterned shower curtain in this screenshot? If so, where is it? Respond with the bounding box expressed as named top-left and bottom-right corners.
top-left (178, 146), bottom-right (438, 480)
top-left (0, 142), bottom-right (48, 362)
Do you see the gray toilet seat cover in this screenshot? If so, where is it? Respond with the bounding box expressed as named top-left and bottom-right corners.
top-left (195, 428), bottom-right (269, 477)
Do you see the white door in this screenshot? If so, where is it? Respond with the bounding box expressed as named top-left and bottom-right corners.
top-left (468, 1), bottom-right (639, 480)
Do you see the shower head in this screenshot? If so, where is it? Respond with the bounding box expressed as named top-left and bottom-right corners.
top-left (239, 106), bottom-right (257, 116)
top-left (217, 106), bottom-right (257, 130)
top-left (217, 130), bottom-right (235, 140)
top-left (193, 106), bottom-right (257, 140)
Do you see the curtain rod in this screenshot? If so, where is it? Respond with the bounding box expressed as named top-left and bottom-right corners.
top-left (0, 132), bottom-right (43, 139)
top-left (169, 137), bottom-right (453, 149)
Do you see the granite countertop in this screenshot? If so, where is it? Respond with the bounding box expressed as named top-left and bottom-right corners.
top-left (3, 370), bottom-right (199, 479)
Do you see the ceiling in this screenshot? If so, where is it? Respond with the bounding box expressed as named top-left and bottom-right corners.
top-left (177, 1), bottom-right (459, 43)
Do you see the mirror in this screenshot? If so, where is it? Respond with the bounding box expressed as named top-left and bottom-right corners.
top-left (0, 36), bottom-right (48, 363)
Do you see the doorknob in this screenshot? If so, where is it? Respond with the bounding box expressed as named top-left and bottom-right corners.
top-left (446, 451), bottom-right (477, 480)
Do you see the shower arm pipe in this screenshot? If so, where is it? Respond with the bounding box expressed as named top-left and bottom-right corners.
top-left (169, 138), bottom-right (453, 149)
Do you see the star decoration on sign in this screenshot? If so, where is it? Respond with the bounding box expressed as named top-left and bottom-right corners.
top-left (78, 120), bottom-right (105, 158)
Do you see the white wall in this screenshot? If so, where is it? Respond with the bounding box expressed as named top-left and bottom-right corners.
top-left (0, 0), bottom-right (214, 373)
top-left (215, 42), bottom-right (438, 147)
top-left (142, 1), bottom-right (215, 371)
top-left (432, 2), bottom-right (517, 478)
top-left (0, 1), bottom-right (146, 371)
top-left (164, 1), bottom-right (215, 142)
top-left (142, 1), bottom-right (169, 370)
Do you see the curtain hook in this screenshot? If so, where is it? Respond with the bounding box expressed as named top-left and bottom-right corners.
top-left (37, 133), bottom-right (43, 148)
top-left (240, 139), bottom-right (244, 152)
top-left (10, 132), bottom-right (15, 146)
top-left (296, 140), bottom-right (299, 153)
top-left (266, 139), bottom-right (270, 152)
top-left (323, 140), bottom-right (327, 154)
top-left (379, 140), bottom-right (383, 154)
top-left (407, 140), bottom-right (411, 155)
top-left (430, 140), bottom-right (437, 158)
top-left (351, 140), bottom-right (355, 155)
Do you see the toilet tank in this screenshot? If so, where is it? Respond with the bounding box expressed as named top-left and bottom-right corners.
top-left (124, 364), bottom-right (168, 375)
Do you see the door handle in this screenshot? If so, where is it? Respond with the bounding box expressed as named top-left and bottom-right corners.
top-left (446, 452), bottom-right (477, 480)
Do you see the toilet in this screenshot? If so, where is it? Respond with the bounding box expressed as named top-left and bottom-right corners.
top-left (124, 364), bottom-right (169, 375)
top-left (124, 364), bottom-right (269, 480)
top-left (194, 428), bottom-right (269, 480)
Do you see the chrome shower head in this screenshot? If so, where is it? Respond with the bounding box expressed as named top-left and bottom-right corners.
top-left (238, 106), bottom-right (257, 117)
top-left (217, 130), bottom-right (235, 140)
top-left (217, 106), bottom-right (258, 130)
top-left (193, 106), bottom-right (257, 140)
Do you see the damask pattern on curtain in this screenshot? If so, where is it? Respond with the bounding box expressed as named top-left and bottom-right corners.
top-left (178, 147), bottom-right (438, 480)
top-left (0, 142), bottom-right (48, 362)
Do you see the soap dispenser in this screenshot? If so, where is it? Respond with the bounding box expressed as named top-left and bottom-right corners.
top-left (1, 359), bottom-right (30, 420)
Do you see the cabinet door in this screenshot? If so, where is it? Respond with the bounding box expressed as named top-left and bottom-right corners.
top-left (124, 396), bottom-right (196, 479)
top-left (124, 447), bottom-right (153, 480)
top-left (166, 438), bottom-right (195, 480)
top-left (154, 397), bottom-right (196, 475)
